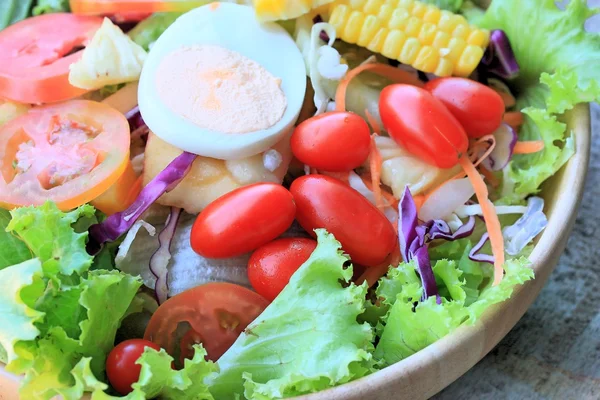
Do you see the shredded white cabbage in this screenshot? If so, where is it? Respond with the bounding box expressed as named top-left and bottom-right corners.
top-left (503, 197), bottom-right (548, 256)
top-left (294, 17), bottom-right (347, 114)
top-left (263, 149), bottom-right (283, 172)
top-left (454, 204), bottom-right (529, 219)
top-left (348, 171), bottom-right (398, 225)
top-left (115, 220), bottom-right (156, 267)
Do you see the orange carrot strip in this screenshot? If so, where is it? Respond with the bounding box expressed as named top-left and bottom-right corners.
top-left (336, 63), bottom-right (424, 112)
top-left (365, 109), bottom-right (382, 135)
top-left (504, 111), bottom-right (524, 130)
top-left (369, 136), bottom-right (384, 209)
top-left (458, 154), bottom-right (505, 286)
top-left (480, 166), bottom-right (500, 188)
top-left (360, 175), bottom-right (398, 209)
top-left (513, 140), bottom-right (545, 154)
top-left (412, 194), bottom-right (426, 213)
top-left (498, 91), bottom-right (516, 108)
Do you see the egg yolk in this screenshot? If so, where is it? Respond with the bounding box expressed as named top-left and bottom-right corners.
top-left (155, 44), bottom-right (287, 134)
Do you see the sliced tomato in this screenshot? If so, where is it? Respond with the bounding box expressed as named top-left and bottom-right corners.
top-left (0, 13), bottom-right (103, 104)
top-left (144, 283), bottom-right (269, 364)
top-left (71, 0), bottom-right (207, 15)
top-left (0, 100), bottom-right (131, 211)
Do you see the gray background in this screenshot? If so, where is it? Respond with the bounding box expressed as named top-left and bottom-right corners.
top-left (434, 104), bottom-right (600, 396)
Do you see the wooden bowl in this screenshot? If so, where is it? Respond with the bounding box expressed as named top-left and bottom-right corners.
top-left (0, 104), bottom-right (590, 400)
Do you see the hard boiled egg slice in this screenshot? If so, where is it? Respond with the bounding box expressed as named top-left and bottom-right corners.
top-left (138, 3), bottom-right (306, 160)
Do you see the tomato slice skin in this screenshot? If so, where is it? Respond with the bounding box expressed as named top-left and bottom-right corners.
top-left (424, 77), bottom-right (505, 138)
top-left (71, 0), bottom-right (207, 15)
top-left (0, 13), bottom-right (103, 104)
top-left (144, 283), bottom-right (269, 362)
top-left (106, 339), bottom-right (161, 395)
top-left (290, 175), bottom-right (397, 267)
top-left (291, 111), bottom-right (371, 172)
top-left (248, 238), bottom-right (317, 301)
top-left (190, 183), bottom-right (296, 258)
top-left (0, 100), bottom-right (130, 210)
top-left (379, 84), bottom-right (468, 169)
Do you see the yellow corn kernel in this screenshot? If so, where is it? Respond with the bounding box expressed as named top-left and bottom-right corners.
top-left (344, 11), bottom-right (366, 43)
top-left (467, 29), bottom-right (490, 47)
top-left (399, 37), bottom-right (421, 64)
top-left (411, 1), bottom-right (427, 18)
top-left (444, 37), bottom-right (467, 62)
top-left (364, 0), bottom-right (385, 14)
top-left (455, 45), bottom-right (484, 77)
top-left (329, 4), bottom-right (351, 32)
top-left (381, 30), bottom-right (407, 59)
top-left (451, 23), bottom-right (471, 39)
top-left (423, 6), bottom-right (441, 24)
top-left (413, 45), bottom-right (439, 73)
top-left (432, 31), bottom-right (451, 49)
top-left (367, 27), bottom-right (389, 53)
top-left (437, 10), bottom-right (458, 33)
top-left (357, 14), bottom-right (382, 47)
top-left (377, 4), bottom-right (394, 24)
top-left (349, 0), bottom-right (368, 9)
top-left (434, 58), bottom-right (454, 77)
top-left (405, 16), bottom-right (422, 37)
top-left (397, 0), bottom-right (414, 12)
top-left (388, 8), bottom-right (410, 30)
top-left (418, 22), bottom-right (437, 45)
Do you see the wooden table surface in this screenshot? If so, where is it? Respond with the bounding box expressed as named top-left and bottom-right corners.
top-left (433, 104), bottom-right (600, 399)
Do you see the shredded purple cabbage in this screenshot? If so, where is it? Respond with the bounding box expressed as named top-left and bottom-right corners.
top-left (482, 30), bottom-right (520, 80)
top-left (469, 233), bottom-right (494, 264)
top-left (87, 152), bottom-right (197, 254)
top-left (481, 123), bottom-right (518, 172)
top-left (150, 207), bottom-right (182, 304)
top-left (399, 187), bottom-right (440, 303)
top-left (312, 15), bottom-right (331, 43)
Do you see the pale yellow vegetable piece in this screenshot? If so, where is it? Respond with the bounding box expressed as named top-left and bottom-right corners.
top-left (253, 0), bottom-right (335, 21)
top-left (69, 18), bottom-right (147, 90)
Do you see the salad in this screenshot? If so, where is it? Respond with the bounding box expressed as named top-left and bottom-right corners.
top-left (0, 0), bottom-right (598, 399)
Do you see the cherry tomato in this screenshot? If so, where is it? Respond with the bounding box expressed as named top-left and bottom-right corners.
top-left (144, 283), bottom-right (269, 363)
top-left (379, 84), bottom-right (468, 169)
top-left (106, 339), bottom-right (161, 395)
top-left (291, 111), bottom-right (371, 172)
top-left (71, 0), bottom-right (205, 15)
top-left (424, 77), bottom-right (505, 138)
top-left (248, 238), bottom-right (318, 301)
top-left (290, 175), bottom-right (396, 267)
top-left (0, 14), bottom-right (102, 103)
top-left (0, 100), bottom-right (133, 212)
top-left (191, 183), bottom-right (296, 258)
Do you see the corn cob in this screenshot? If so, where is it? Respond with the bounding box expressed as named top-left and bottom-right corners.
top-left (328, 0), bottom-right (490, 77)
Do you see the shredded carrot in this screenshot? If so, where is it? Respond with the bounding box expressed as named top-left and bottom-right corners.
top-left (412, 194), bottom-right (426, 213)
top-left (504, 111), bottom-right (524, 130)
top-left (513, 140), bottom-right (545, 154)
top-left (369, 136), bottom-right (384, 209)
top-left (498, 91), bottom-right (516, 109)
top-left (360, 174), bottom-right (399, 209)
top-left (365, 109), bottom-right (381, 135)
top-left (209, 1), bottom-right (220, 10)
top-left (336, 62), bottom-right (424, 112)
top-left (480, 166), bottom-right (500, 188)
top-left (458, 154), bottom-right (505, 286)
top-left (357, 245), bottom-right (402, 288)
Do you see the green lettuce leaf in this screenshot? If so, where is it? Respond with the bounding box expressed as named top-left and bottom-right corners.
top-left (92, 346), bottom-right (216, 400)
top-left (373, 258), bottom-right (533, 366)
top-left (422, 0), bottom-right (463, 12)
top-left (208, 230), bottom-right (374, 400)
top-left (128, 13), bottom-right (182, 50)
top-left (33, 0), bottom-right (70, 15)
top-left (0, 209), bottom-right (31, 269)
top-left (7, 202), bottom-right (95, 279)
top-left (479, 0), bottom-right (599, 201)
top-left (0, 259), bottom-right (45, 366)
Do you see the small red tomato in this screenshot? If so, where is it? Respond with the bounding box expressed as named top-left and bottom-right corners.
top-left (191, 183), bottom-right (296, 258)
top-left (106, 339), bottom-right (161, 395)
top-left (290, 175), bottom-right (397, 266)
top-left (425, 77), bottom-right (505, 138)
top-left (248, 238), bottom-right (318, 301)
top-left (291, 111), bottom-right (372, 172)
top-left (379, 84), bottom-right (468, 169)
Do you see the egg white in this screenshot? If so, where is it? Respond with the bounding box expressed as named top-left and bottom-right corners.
top-left (138, 3), bottom-right (306, 160)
